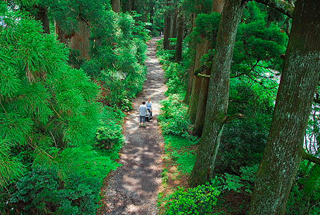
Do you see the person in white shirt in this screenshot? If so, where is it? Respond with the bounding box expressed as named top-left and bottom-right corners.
top-left (139, 101), bottom-right (147, 126)
top-left (146, 98), bottom-right (153, 119)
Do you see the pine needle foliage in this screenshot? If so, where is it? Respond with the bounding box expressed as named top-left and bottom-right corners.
top-left (0, 2), bottom-right (120, 213)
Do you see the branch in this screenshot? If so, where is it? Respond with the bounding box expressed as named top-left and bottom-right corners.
top-left (302, 150), bottom-right (320, 165)
top-left (254, 0), bottom-right (294, 18)
top-left (196, 73), bottom-right (210, 78)
top-left (223, 113), bottom-right (246, 124)
top-left (194, 65), bottom-right (211, 78)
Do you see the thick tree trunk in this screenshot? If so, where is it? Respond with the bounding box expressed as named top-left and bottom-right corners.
top-left (149, 1), bottom-right (155, 27)
top-left (163, 13), bottom-right (171, 50)
top-left (163, 0), bottom-right (171, 50)
top-left (212, 0), bottom-right (224, 13)
top-left (189, 0), bottom-right (245, 187)
top-left (193, 44), bottom-right (210, 135)
top-left (55, 22), bottom-right (69, 45)
top-left (175, 11), bottom-right (184, 62)
top-left (171, 9), bottom-right (178, 39)
top-left (35, 5), bottom-right (50, 34)
top-left (249, 0), bottom-right (320, 214)
top-left (185, 12), bottom-right (198, 104)
top-left (70, 20), bottom-right (91, 68)
top-left (112, 0), bottom-right (121, 13)
top-left (191, 0), bottom-right (225, 135)
top-left (188, 40), bottom-right (210, 123)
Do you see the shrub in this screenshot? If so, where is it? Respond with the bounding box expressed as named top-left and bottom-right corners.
top-left (158, 94), bottom-right (191, 138)
top-left (95, 107), bottom-right (125, 151)
top-left (164, 184), bottom-right (220, 215)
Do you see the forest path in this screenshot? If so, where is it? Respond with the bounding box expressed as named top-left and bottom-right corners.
top-left (101, 37), bottom-right (166, 214)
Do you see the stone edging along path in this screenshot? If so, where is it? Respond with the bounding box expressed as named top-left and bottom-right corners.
top-left (100, 37), bottom-right (167, 215)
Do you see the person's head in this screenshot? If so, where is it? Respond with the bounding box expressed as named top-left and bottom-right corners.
top-left (142, 101), bottom-right (146, 105)
top-left (148, 98), bottom-right (151, 102)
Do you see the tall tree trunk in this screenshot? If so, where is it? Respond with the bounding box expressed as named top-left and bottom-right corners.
top-left (171, 8), bottom-right (178, 39)
top-left (163, 0), bottom-right (171, 50)
top-left (185, 12), bottom-right (198, 104)
top-left (149, 1), bottom-right (155, 27)
top-left (70, 20), bottom-right (91, 68)
top-left (248, 0), bottom-right (320, 214)
top-left (35, 5), bottom-right (50, 34)
top-left (189, 0), bottom-right (245, 187)
top-left (55, 22), bottom-right (69, 45)
top-left (112, 0), bottom-right (121, 13)
top-left (212, 0), bottom-right (224, 13)
top-left (163, 13), bottom-right (171, 50)
top-left (175, 10), bottom-right (184, 62)
top-left (190, 0), bottom-right (225, 134)
top-left (188, 40), bottom-right (210, 123)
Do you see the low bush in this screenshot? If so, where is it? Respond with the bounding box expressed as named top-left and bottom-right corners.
top-left (158, 94), bottom-right (191, 138)
top-left (163, 184), bottom-right (220, 215)
top-left (10, 146), bottom-right (119, 215)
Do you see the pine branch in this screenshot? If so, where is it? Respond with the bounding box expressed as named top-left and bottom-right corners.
top-left (254, 0), bottom-right (294, 18)
top-left (194, 65), bottom-right (211, 78)
top-left (302, 150), bottom-right (320, 165)
top-left (223, 113), bottom-right (246, 124)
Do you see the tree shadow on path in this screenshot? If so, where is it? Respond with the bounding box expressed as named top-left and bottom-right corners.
top-left (100, 37), bottom-right (167, 215)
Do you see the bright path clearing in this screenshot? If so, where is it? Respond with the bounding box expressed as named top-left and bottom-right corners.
top-left (102, 37), bottom-right (167, 214)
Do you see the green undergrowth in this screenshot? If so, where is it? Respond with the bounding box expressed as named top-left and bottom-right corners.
top-left (0, 3), bottom-right (146, 214)
top-left (157, 39), bottom-right (197, 176)
top-left (156, 37), bottom-right (260, 215)
top-left (157, 39), bottom-right (225, 215)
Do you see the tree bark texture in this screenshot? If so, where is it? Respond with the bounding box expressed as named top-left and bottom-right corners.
top-left (55, 22), bottom-right (69, 45)
top-left (35, 5), bottom-right (50, 34)
top-left (185, 1), bottom-right (205, 103)
top-left (249, 0), bottom-right (320, 214)
top-left (185, 12), bottom-right (198, 104)
top-left (212, 0), bottom-right (225, 13)
top-left (188, 40), bottom-right (210, 123)
top-left (112, 0), bottom-right (121, 13)
top-left (189, 0), bottom-right (245, 187)
top-left (175, 10), bottom-right (184, 62)
top-left (70, 20), bottom-right (91, 67)
top-left (163, 0), bottom-right (171, 50)
top-left (193, 47), bottom-right (211, 135)
top-left (163, 12), bottom-right (171, 50)
top-left (171, 9), bottom-right (178, 39)
top-left (192, 0), bottom-right (225, 135)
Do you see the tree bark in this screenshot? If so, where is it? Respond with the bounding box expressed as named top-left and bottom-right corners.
top-left (249, 0), bottom-right (320, 214)
top-left (112, 0), bottom-right (121, 13)
top-left (212, 0), bottom-right (224, 13)
top-left (35, 5), bottom-right (50, 34)
top-left (175, 10), bottom-right (184, 62)
top-left (188, 40), bottom-right (210, 123)
top-left (192, 0), bottom-right (225, 136)
top-left (163, 13), bottom-right (171, 49)
top-left (163, 0), bottom-right (171, 50)
top-left (189, 0), bottom-right (245, 187)
top-left (70, 20), bottom-right (91, 68)
top-left (185, 12), bottom-right (198, 104)
top-left (171, 8), bottom-right (178, 39)
top-left (55, 21), bottom-right (69, 45)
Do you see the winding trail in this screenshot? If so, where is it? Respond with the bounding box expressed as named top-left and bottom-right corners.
top-left (102, 37), bottom-right (167, 214)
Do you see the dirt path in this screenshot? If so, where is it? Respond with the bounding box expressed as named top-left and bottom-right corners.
top-left (101, 37), bottom-right (167, 214)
